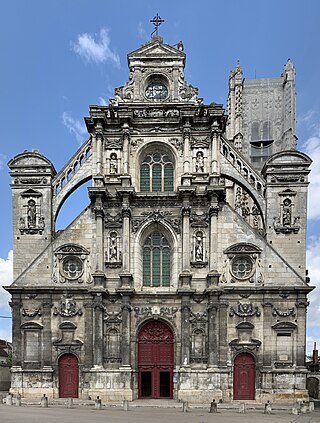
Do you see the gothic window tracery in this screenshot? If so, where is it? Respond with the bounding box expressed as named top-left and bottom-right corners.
top-left (140, 152), bottom-right (174, 192)
top-left (62, 256), bottom-right (83, 280)
top-left (143, 231), bottom-right (170, 287)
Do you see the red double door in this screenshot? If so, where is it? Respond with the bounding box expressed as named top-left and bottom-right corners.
top-left (138, 320), bottom-right (174, 399)
top-left (59, 354), bottom-right (79, 398)
top-left (233, 353), bottom-right (255, 400)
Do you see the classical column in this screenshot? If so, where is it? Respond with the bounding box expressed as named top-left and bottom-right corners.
top-left (181, 205), bottom-right (191, 272)
top-left (122, 204), bottom-right (131, 273)
top-left (95, 122), bottom-right (104, 176)
top-left (207, 300), bottom-right (218, 366)
top-left (296, 298), bottom-right (308, 367)
top-left (218, 303), bottom-right (228, 366)
top-left (262, 302), bottom-right (273, 367)
top-left (121, 297), bottom-right (132, 367)
top-left (209, 199), bottom-right (219, 271)
top-left (94, 201), bottom-right (105, 273)
top-left (93, 294), bottom-right (104, 367)
top-left (183, 123), bottom-right (191, 175)
top-left (210, 122), bottom-right (220, 175)
top-left (84, 300), bottom-right (94, 366)
top-left (10, 297), bottom-right (22, 367)
top-left (42, 298), bottom-right (52, 367)
top-left (122, 124), bottom-right (130, 174)
top-left (181, 298), bottom-right (191, 366)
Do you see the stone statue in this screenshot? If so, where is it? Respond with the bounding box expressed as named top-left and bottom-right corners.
top-left (282, 199), bottom-right (292, 226)
top-left (109, 232), bottom-right (118, 261)
top-left (27, 200), bottom-right (36, 228)
top-left (110, 153), bottom-right (118, 174)
top-left (195, 151), bottom-right (204, 173)
top-left (195, 232), bottom-right (204, 261)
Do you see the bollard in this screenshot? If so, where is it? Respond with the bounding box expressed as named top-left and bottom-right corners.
top-left (66, 398), bottom-right (73, 409)
top-left (209, 399), bottom-right (217, 413)
top-left (95, 396), bottom-right (102, 409)
top-left (309, 402), bottom-right (315, 412)
top-left (182, 401), bottom-right (189, 412)
top-left (264, 401), bottom-right (272, 414)
top-left (300, 402), bottom-right (308, 414)
top-left (41, 394), bottom-right (48, 408)
top-left (238, 402), bottom-right (246, 414)
top-left (6, 393), bottom-right (13, 406)
top-left (0, 394), bottom-right (3, 404)
top-left (123, 399), bottom-right (129, 411)
top-left (292, 402), bottom-right (300, 415)
top-left (15, 393), bottom-right (22, 407)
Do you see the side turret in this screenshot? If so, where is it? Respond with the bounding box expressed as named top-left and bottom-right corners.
top-left (8, 151), bottom-right (56, 279)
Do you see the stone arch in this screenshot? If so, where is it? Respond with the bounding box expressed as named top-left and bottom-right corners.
top-left (133, 220), bottom-right (179, 290)
top-left (135, 140), bottom-right (178, 192)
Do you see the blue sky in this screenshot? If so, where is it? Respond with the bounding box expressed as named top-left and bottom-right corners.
top-left (0, 0), bottom-right (319, 354)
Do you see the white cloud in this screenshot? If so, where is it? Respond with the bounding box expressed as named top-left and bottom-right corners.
top-left (306, 236), bottom-right (320, 333)
top-left (0, 153), bottom-right (7, 170)
top-left (71, 28), bottom-right (120, 67)
top-left (98, 97), bottom-right (108, 106)
top-left (62, 112), bottom-right (87, 145)
top-left (137, 22), bottom-right (148, 40)
top-left (0, 250), bottom-right (13, 312)
top-left (301, 121), bottom-right (320, 220)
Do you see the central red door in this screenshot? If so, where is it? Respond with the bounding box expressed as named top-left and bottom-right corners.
top-left (233, 353), bottom-right (255, 400)
top-left (59, 354), bottom-right (79, 398)
top-left (138, 320), bottom-right (174, 399)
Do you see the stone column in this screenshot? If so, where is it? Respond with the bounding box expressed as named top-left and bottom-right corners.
top-left (210, 123), bottom-right (220, 175)
top-left (122, 125), bottom-right (130, 174)
top-left (94, 202), bottom-right (105, 273)
top-left (296, 299), bottom-right (308, 366)
top-left (181, 205), bottom-right (191, 272)
top-left (121, 297), bottom-right (132, 367)
top-left (262, 302), bottom-right (273, 366)
top-left (207, 300), bottom-right (218, 366)
top-left (93, 294), bottom-right (104, 367)
top-left (122, 204), bottom-right (131, 273)
top-left (10, 297), bottom-right (22, 366)
top-left (183, 124), bottom-right (191, 175)
top-left (42, 299), bottom-right (52, 367)
top-left (181, 298), bottom-right (191, 366)
top-left (219, 303), bottom-right (228, 366)
top-left (209, 199), bottom-right (219, 271)
top-left (95, 124), bottom-right (104, 176)
top-left (84, 300), bottom-right (94, 366)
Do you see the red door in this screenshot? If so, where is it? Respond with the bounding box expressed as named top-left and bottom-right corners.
top-left (233, 353), bottom-right (255, 400)
top-left (138, 320), bottom-right (174, 399)
top-left (59, 354), bottom-right (79, 398)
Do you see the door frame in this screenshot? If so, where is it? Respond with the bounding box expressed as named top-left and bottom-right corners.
top-left (233, 352), bottom-right (255, 400)
top-left (58, 353), bottom-right (79, 398)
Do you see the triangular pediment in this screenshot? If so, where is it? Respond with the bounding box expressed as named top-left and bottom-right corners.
top-left (128, 38), bottom-right (185, 61)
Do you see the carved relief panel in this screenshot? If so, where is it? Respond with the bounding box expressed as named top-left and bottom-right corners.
top-left (273, 189), bottom-right (300, 234)
top-left (18, 189), bottom-right (45, 235)
top-left (52, 244), bottom-right (91, 284)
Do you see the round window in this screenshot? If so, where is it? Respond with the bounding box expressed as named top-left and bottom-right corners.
top-left (231, 256), bottom-right (253, 279)
top-left (62, 256), bottom-right (83, 280)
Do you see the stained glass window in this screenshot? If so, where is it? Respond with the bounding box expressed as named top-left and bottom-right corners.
top-left (140, 153), bottom-right (173, 192)
top-left (143, 231), bottom-right (170, 287)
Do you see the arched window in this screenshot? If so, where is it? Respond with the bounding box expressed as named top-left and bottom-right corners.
top-left (143, 231), bottom-right (170, 287)
top-left (140, 152), bottom-right (173, 192)
top-left (251, 122), bottom-right (260, 141)
top-left (262, 121), bottom-right (272, 140)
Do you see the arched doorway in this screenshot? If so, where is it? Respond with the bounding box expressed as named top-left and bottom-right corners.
top-left (233, 353), bottom-right (255, 400)
top-left (138, 320), bottom-right (174, 398)
top-left (59, 354), bottom-right (79, 398)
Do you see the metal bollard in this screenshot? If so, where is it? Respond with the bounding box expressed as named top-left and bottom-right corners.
top-left (95, 396), bottom-right (102, 409)
top-left (123, 399), bottom-right (129, 411)
top-left (6, 394), bottom-right (13, 406)
top-left (264, 401), bottom-right (272, 414)
top-left (239, 402), bottom-right (246, 413)
top-left (182, 401), bottom-right (189, 412)
top-left (66, 398), bottom-right (73, 409)
top-left (209, 399), bottom-right (217, 413)
top-left (41, 394), bottom-right (48, 408)
top-left (15, 393), bottom-right (22, 406)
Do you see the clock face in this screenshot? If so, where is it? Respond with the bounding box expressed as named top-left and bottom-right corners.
top-left (145, 80), bottom-right (168, 100)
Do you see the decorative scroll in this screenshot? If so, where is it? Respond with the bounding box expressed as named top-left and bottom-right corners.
top-left (104, 310), bottom-right (122, 323)
top-left (22, 307), bottom-right (42, 317)
top-left (134, 306), bottom-right (178, 320)
top-left (139, 320), bottom-right (174, 342)
top-left (105, 212), bottom-right (123, 228)
top-left (229, 302), bottom-right (260, 317)
top-left (132, 210), bottom-right (180, 233)
top-left (133, 108), bottom-right (179, 118)
top-left (272, 307), bottom-right (296, 317)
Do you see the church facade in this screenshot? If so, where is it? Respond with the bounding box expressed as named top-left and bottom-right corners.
top-left (6, 36), bottom-right (313, 403)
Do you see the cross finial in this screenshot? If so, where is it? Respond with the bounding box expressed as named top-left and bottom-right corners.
top-left (150, 13), bottom-right (164, 37)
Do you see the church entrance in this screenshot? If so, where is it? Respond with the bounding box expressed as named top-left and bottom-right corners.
top-left (58, 354), bottom-right (79, 398)
top-left (233, 353), bottom-right (255, 400)
top-left (138, 320), bottom-right (174, 399)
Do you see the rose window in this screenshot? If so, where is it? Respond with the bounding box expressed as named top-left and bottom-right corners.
top-left (62, 256), bottom-right (83, 280)
top-left (231, 256), bottom-right (253, 279)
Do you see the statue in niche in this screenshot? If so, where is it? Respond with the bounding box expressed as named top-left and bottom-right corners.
top-left (195, 151), bottom-right (204, 173)
top-left (27, 200), bottom-right (36, 228)
top-left (195, 231), bottom-right (204, 261)
top-left (109, 231), bottom-right (118, 261)
top-left (282, 199), bottom-right (292, 226)
top-left (110, 153), bottom-right (118, 174)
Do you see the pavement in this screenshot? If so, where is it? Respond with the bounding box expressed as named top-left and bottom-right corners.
top-left (0, 402), bottom-right (320, 423)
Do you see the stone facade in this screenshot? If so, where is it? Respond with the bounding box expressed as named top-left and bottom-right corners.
top-left (6, 36), bottom-right (313, 403)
